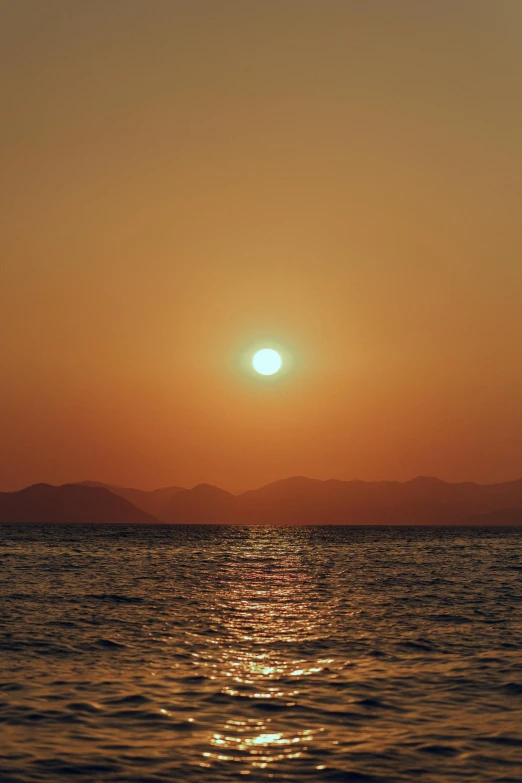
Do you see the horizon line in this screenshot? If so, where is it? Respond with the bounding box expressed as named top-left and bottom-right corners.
top-left (4, 474), bottom-right (522, 497)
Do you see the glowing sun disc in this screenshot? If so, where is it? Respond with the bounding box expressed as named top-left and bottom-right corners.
top-left (253, 348), bottom-right (282, 376)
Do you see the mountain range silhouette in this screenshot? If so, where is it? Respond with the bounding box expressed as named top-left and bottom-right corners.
top-left (1, 476), bottom-right (522, 525)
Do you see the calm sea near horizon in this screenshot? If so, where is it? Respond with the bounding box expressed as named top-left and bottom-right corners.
top-left (0, 524), bottom-right (521, 783)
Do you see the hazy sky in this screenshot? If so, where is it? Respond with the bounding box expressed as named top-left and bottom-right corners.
top-left (1, 1), bottom-right (521, 492)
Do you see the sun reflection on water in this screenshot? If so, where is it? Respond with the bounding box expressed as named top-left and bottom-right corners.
top-left (201, 718), bottom-right (326, 769)
top-left (191, 527), bottom-right (338, 773)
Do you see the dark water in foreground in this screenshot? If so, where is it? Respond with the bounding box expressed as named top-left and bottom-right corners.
top-left (0, 525), bottom-right (521, 783)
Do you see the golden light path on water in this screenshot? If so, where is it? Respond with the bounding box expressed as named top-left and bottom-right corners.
top-left (186, 528), bottom-right (340, 773)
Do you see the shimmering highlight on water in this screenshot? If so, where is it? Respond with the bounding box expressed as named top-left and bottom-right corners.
top-left (1, 524), bottom-right (521, 782)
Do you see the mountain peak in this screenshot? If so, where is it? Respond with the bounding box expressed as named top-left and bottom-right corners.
top-left (408, 476), bottom-right (447, 486)
top-left (0, 483), bottom-right (157, 524)
top-left (189, 483), bottom-right (233, 497)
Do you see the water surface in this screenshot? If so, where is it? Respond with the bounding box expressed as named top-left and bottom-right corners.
top-left (1, 524), bottom-right (521, 782)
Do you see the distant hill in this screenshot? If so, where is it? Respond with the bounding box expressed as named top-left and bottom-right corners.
top-left (134, 475), bottom-right (522, 525)
top-left (236, 476), bottom-right (522, 525)
top-left (2, 477), bottom-right (522, 525)
top-left (77, 481), bottom-right (185, 518)
top-left (0, 484), bottom-right (158, 524)
top-left (161, 484), bottom-right (236, 524)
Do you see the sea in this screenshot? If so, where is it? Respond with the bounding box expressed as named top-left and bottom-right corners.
top-left (0, 524), bottom-right (521, 783)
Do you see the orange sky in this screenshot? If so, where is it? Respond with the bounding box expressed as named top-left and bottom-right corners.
top-left (1, 1), bottom-right (521, 492)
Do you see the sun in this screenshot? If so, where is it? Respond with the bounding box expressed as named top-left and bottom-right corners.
top-left (252, 348), bottom-right (282, 376)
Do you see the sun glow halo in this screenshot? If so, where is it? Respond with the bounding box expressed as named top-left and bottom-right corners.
top-left (252, 348), bottom-right (282, 376)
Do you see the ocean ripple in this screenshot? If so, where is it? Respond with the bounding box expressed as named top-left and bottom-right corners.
top-left (0, 524), bottom-right (521, 782)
